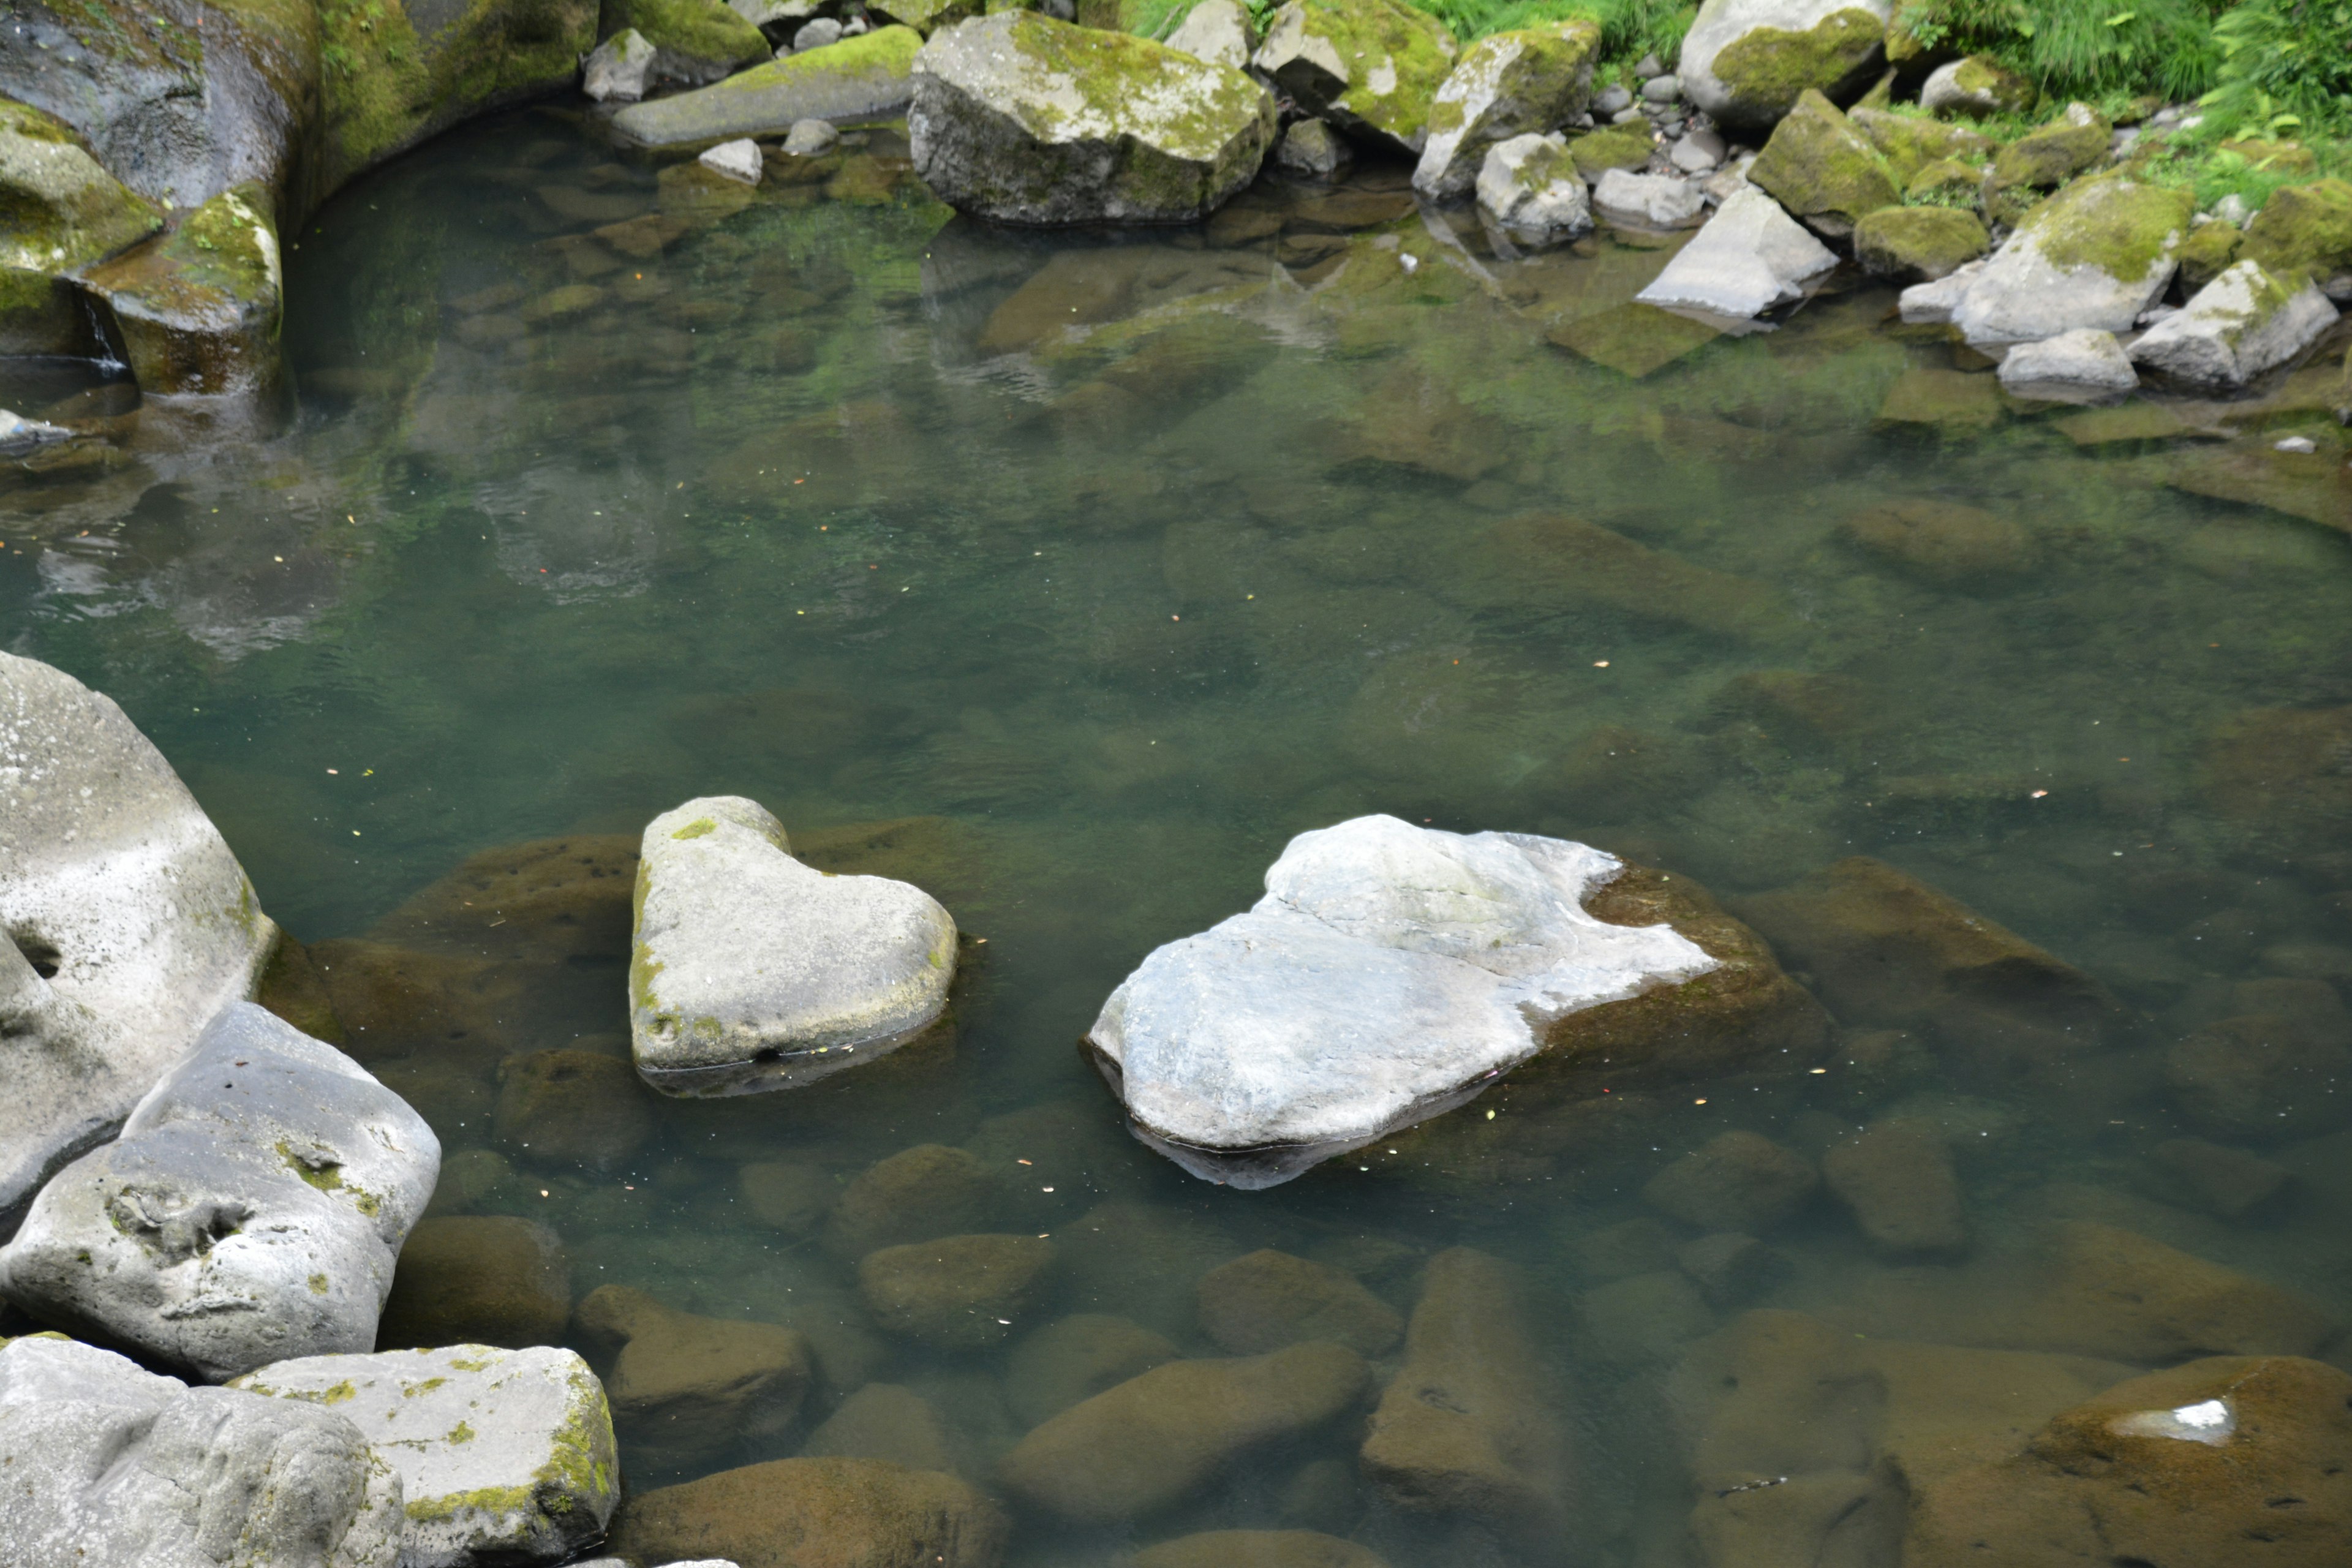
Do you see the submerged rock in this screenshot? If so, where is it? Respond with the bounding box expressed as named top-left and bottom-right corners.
top-left (1253, 0), bottom-right (1459, 157)
top-left (376, 1215), bottom-right (571, 1352)
top-left (611, 26), bottom-right (923, 146)
top-left (1362, 1248), bottom-right (1567, 1544)
top-left (2150, 1137), bottom-right (2291, 1219)
top-left (609, 1455), bottom-right (1008, 1568)
top-left (496, 1049), bottom-right (655, 1169)
top-left (1134, 1534), bottom-right (1390, 1568)
top-left (2165, 1014), bottom-right (2352, 1143)
top-left (857, 1234), bottom-right (1056, 1350)
top-left (574, 1284), bottom-right (813, 1466)
top-left (2130, 259), bottom-right (2340, 392)
top-left (1195, 1248), bottom-right (1402, 1356)
top-left (1083, 815), bottom-right (1724, 1187)
top-left (1678, 0), bottom-right (1891, 135)
top-left (997, 1343), bottom-right (1368, 1523)
top-left (630, 796), bottom-right (957, 1096)
top-left (0, 1003), bottom-right (439, 1382)
top-left (1821, 1117), bottom-right (1967, 1257)
top-left (909, 12), bottom-right (1276, 226)
top-left (1645, 1131), bottom-right (1819, 1231)
top-left (0, 1334), bottom-right (404, 1567)
top-left (1950, 176), bottom-right (2193, 348)
top-left (1997, 326), bottom-right (2140, 402)
top-left (0, 650), bottom-right (279, 1234)
top-left (1476, 134), bottom-right (1593, 243)
top-left (1412, 19), bottom-right (1600, 199)
top-left (802, 1382), bottom-right (968, 1475)
top-left (1005, 1313), bottom-right (1180, 1428)
top-left (1635, 186), bottom-right (1836, 317)
top-left (825, 1143), bottom-right (1006, 1258)
top-left (1836, 497), bottom-right (2039, 582)
top-left (232, 1343), bottom-right (618, 1568)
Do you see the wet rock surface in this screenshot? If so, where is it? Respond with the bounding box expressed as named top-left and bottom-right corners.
top-left (609, 1455), bottom-right (1009, 1568)
top-left (1645, 1131), bottom-right (1819, 1231)
top-left (1195, 1248), bottom-right (1403, 1355)
top-left (1822, 1117), bottom-right (1968, 1257)
top-left (376, 1215), bottom-right (571, 1352)
top-left (575, 1284), bottom-right (813, 1468)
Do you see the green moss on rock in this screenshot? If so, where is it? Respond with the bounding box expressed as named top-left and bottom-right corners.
top-left (2242, 179), bottom-right (2352, 284)
top-left (1849, 105), bottom-right (1989, 186)
top-left (600, 0), bottom-right (768, 72)
top-left (874, 0), bottom-right (985, 30)
top-left (1944, 55), bottom-right (2035, 116)
top-left (1988, 103), bottom-right (2109, 194)
top-left (1905, 156), bottom-right (1981, 206)
top-left (612, 24), bottom-right (921, 146)
top-left (1749, 88), bottom-right (1901, 236)
top-left (79, 181), bottom-right (282, 394)
top-left (1708, 9), bottom-right (1885, 126)
top-left (1254, 0), bottom-right (1457, 156)
top-left (2026, 174), bottom-right (2192, 282)
top-left (2177, 218), bottom-right (2243, 290)
top-left (1855, 204), bottom-right (1988, 280)
top-left (1567, 119), bottom-right (1654, 181)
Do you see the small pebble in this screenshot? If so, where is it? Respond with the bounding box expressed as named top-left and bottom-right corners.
top-left (2275, 437), bottom-right (2318, 454)
top-left (698, 137), bottom-right (763, 186)
top-left (791, 15), bottom-right (842, 50)
top-left (783, 117), bottom-right (839, 156)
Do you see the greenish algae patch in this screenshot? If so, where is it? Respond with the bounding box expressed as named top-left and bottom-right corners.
top-left (2242, 179), bottom-right (2352, 282)
top-left (670, 818), bottom-right (718, 839)
top-left (599, 0), bottom-right (767, 69)
top-left (1710, 10), bottom-right (1883, 119)
top-left (2029, 176), bottom-right (2193, 284)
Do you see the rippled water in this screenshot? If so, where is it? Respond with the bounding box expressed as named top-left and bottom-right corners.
top-left (6, 100), bottom-right (2352, 1567)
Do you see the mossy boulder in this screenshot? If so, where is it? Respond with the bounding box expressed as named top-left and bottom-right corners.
top-left (1568, 119), bottom-right (1656, 181)
top-left (871, 0), bottom-right (985, 31)
top-left (2177, 217), bottom-right (2243, 290)
top-left (2241, 178), bottom-right (2352, 284)
top-left (0, 99), bottom-right (162, 353)
top-left (1411, 18), bottom-right (1600, 199)
top-left (910, 11), bottom-right (1275, 224)
top-left (1252, 0), bottom-right (1458, 157)
top-left (610, 1456), bottom-right (1009, 1568)
top-left (2129, 258), bottom-right (2341, 392)
top-left (78, 183), bottom-right (282, 394)
top-left (573, 1284), bottom-right (814, 1467)
top-left (1748, 88), bottom-right (1901, 239)
top-left (1849, 105), bottom-right (1991, 185)
top-left (1951, 175), bottom-right (2192, 347)
top-left (1855, 203), bottom-right (1988, 280)
top-left (611, 24), bottom-right (922, 146)
top-left (1680, 0), bottom-right (1892, 137)
top-left (1905, 157), bottom-right (1981, 205)
top-left (1985, 101), bottom-right (2109, 221)
top-left (1920, 53), bottom-right (2036, 119)
top-left (598, 0), bottom-right (771, 86)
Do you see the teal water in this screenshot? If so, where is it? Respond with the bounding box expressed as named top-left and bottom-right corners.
top-left (6, 101), bottom-right (2352, 1567)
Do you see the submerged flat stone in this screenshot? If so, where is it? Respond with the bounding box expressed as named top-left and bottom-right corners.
top-left (1084, 814), bottom-right (1718, 1186)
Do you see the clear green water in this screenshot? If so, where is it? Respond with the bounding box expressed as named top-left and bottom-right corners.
top-left (6, 102), bottom-right (2352, 1567)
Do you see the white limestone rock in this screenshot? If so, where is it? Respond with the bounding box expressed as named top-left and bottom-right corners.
top-left (583, 28), bottom-right (657, 102)
top-left (1166, 0), bottom-right (1254, 70)
top-left (1084, 815), bottom-right (1719, 1188)
top-left (0, 650), bottom-right (279, 1234)
top-left (1679, 0), bottom-right (1892, 135)
top-left (783, 116), bottom-right (841, 154)
top-left (1476, 132), bottom-right (1593, 242)
top-left (1594, 167), bottom-right (1706, 229)
top-left (630, 796), bottom-right (957, 1095)
top-left (1411, 19), bottom-right (1602, 200)
top-left (0, 1003), bottom-right (440, 1382)
top-left (1635, 186), bottom-right (1836, 317)
top-left (232, 1344), bottom-right (620, 1568)
top-left (699, 137), bottom-right (766, 184)
top-left (0, 1334), bottom-right (404, 1568)
top-left (1997, 327), bottom-right (2139, 402)
top-left (1951, 176), bottom-right (2192, 347)
top-left (2128, 259), bottom-right (2340, 392)
top-left (1898, 258), bottom-right (1983, 323)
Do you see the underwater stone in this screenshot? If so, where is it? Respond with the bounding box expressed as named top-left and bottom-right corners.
top-left (801, 1383), bottom-right (967, 1476)
top-left (856, 1233), bottom-right (1056, 1350)
top-left (0, 1334), bottom-right (404, 1568)
top-left (611, 26), bottom-right (923, 146)
top-left (0, 1003), bottom-right (439, 1382)
top-left (376, 1215), bottom-right (571, 1352)
top-left (1134, 1534), bottom-right (1390, 1568)
top-left (1822, 1117), bottom-right (1967, 1259)
top-left (0, 650), bottom-right (280, 1235)
top-left (910, 11), bottom-right (1276, 225)
top-left (630, 795), bottom-right (956, 1096)
top-left (1997, 326), bottom-right (2140, 402)
top-left (1635, 186), bottom-right (1836, 317)
top-left (610, 1456), bottom-right (1008, 1568)
top-left (1082, 815), bottom-right (1721, 1188)
top-left (573, 1284), bottom-right (813, 1466)
top-left (2165, 1014), bottom-right (2352, 1144)
top-left (1412, 19), bottom-right (1600, 199)
top-left (1253, 0), bottom-right (1458, 156)
top-left (2129, 259), bottom-right (2339, 393)
top-left (1476, 133), bottom-right (1593, 242)
top-left (496, 1049), bottom-right (654, 1170)
top-left (1838, 496), bottom-right (2039, 583)
top-left (1645, 1131), bottom-right (1819, 1231)
top-left (1678, 0), bottom-right (1890, 135)
top-left (1005, 1313), bottom-right (1180, 1428)
top-left (1166, 0), bottom-right (1256, 69)
top-left (1194, 1248), bottom-right (1402, 1357)
top-left (1950, 176), bottom-right (2192, 348)
top-left (824, 1143), bottom-right (1005, 1258)
top-left (231, 1343), bottom-right (617, 1568)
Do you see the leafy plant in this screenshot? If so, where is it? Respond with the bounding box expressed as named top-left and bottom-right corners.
top-left (1893, 0), bottom-right (2217, 102)
top-left (2199, 0), bottom-right (2352, 138)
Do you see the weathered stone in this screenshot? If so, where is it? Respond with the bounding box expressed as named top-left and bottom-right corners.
top-left (2242, 178), bottom-right (2352, 283)
top-left (0, 99), bottom-right (161, 353)
top-left (1747, 88), bottom-right (1899, 238)
top-left (1906, 1356), bottom-right (2352, 1567)
top-left (376, 1216), bottom-right (570, 1352)
top-left (584, 27), bottom-right (658, 101)
top-left (0, 651), bottom-right (279, 1234)
top-left (1166, 0), bottom-right (1255, 69)
top-left (575, 1284), bottom-right (812, 1465)
top-left (1853, 203), bottom-right (1986, 281)
top-left (1998, 326), bottom-right (2140, 402)
top-left (997, 1343), bottom-right (1368, 1523)
top-left (631, 796), bottom-right (957, 1096)
top-left (1904, 156), bottom-right (1980, 206)
top-left (1920, 54), bottom-right (2035, 119)
top-left (784, 116), bottom-right (842, 156)
top-left (699, 137), bottom-right (764, 186)
top-left (1953, 176), bottom-right (2192, 347)
top-left (1848, 105), bottom-right (1991, 183)
top-left (1822, 1117), bottom-right (1967, 1257)
top-left (1675, 1232), bottom-right (1779, 1306)
top-left (611, 26), bottom-right (922, 146)
top-left (2177, 216), bottom-right (2244, 291)
top-left (1896, 257), bottom-right (1982, 323)
top-left (1475, 133), bottom-right (1592, 242)
top-left (858, 1234), bottom-right (1055, 1350)
top-left (1412, 19), bottom-right (1600, 199)
top-left (1679, 0), bottom-right (1891, 135)
top-left (2130, 259), bottom-right (2340, 392)
top-left (1985, 102), bottom-right (2109, 220)
top-left (1837, 497), bottom-right (2038, 582)
top-left (232, 1343), bottom-right (617, 1568)
top-left (496, 1049), bottom-right (655, 1170)
top-left (1276, 118), bottom-right (1354, 178)
top-left (1083, 816), bottom-right (1725, 1188)
top-left (1252, 0), bottom-right (1458, 156)
top-left (0, 1005), bottom-right (438, 1382)
top-left (910, 12), bottom-right (1276, 225)
top-left (600, 0), bottom-right (771, 86)
top-left (78, 181), bottom-right (284, 395)
top-left (825, 1143), bottom-right (1004, 1258)
top-left (0, 1334), bottom-right (404, 1568)
top-left (1635, 186), bottom-right (1836, 316)
top-left (1004, 1313), bottom-right (1179, 1428)
top-left (1741, 856), bottom-right (2117, 1063)
top-left (1362, 1248), bottom-right (1567, 1544)
top-left (608, 1456), bottom-right (1009, 1568)
top-left (2149, 1137), bottom-right (2291, 1219)
top-left (2166, 1014), bottom-right (2352, 1143)
top-left (1645, 1132), bottom-right (1819, 1231)
top-left (1593, 167), bottom-right (1706, 228)
top-left (868, 0), bottom-right (979, 32)
top-left (1195, 1248), bottom-right (1402, 1356)
top-left (1133, 1533), bottom-right (1390, 1568)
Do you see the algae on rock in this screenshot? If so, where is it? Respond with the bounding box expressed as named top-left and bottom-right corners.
top-left (1411, 18), bottom-right (1600, 200)
top-left (1679, 0), bottom-right (1892, 135)
top-left (1747, 89), bottom-right (1900, 239)
top-left (1252, 0), bottom-right (1459, 157)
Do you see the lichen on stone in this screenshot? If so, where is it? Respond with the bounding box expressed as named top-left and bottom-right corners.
top-left (1709, 9), bottom-right (1885, 122)
top-left (2027, 175), bottom-right (2192, 285)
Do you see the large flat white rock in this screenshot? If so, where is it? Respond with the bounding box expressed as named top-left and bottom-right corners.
top-left (1636, 186), bottom-right (1836, 318)
top-left (1085, 815), bottom-right (1717, 1186)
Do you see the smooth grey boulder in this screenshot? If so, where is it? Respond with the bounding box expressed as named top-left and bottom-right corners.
top-left (1084, 815), bottom-right (1719, 1188)
top-left (1898, 257), bottom-right (1983, 323)
top-left (630, 796), bottom-right (956, 1096)
top-left (1951, 176), bottom-right (2192, 347)
top-left (1594, 167), bottom-right (1706, 229)
top-left (1166, 0), bottom-right (1255, 69)
top-left (1997, 326), bottom-right (2139, 402)
top-left (1411, 18), bottom-right (1601, 200)
top-left (1476, 132), bottom-right (1593, 243)
top-left (1679, 0), bottom-right (1891, 135)
top-left (793, 15), bottom-right (844, 50)
top-left (909, 11), bottom-right (1276, 225)
top-left (0, 650), bottom-right (279, 1235)
top-left (0, 1333), bottom-right (404, 1568)
top-left (609, 24), bottom-right (922, 146)
top-left (2128, 258), bottom-right (2340, 391)
top-left (232, 1344), bottom-right (620, 1568)
top-left (0, 1003), bottom-right (440, 1382)
top-left (1635, 185), bottom-right (1835, 316)
top-left (583, 28), bottom-right (658, 102)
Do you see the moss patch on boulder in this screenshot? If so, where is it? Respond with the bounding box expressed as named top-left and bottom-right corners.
top-left (598, 0), bottom-right (769, 80)
top-left (2242, 178), bottom-right (2352, 283)
top-left (1568, 119), bottom-right (1655, 181)
top-left (1849, 105), bottom-right (1990, 185)
top-left (1252, 0), bottom-right (1458, 156)
top-left (1411, 18), bottom-right (1600, 198)
top-left (612, 24), bottom-right (922, 146)
top-left (1693, 4), bottom-right (1888, 134)
top-left (1749, 88), bottom-right (1901, 237)
top-left (1855, 204), bottom-right (1988, 280)
top-left (1985, 102), bottom-right (2109, 222)
top-left (0, 97), bottom-right (164, 353)
top-left (2177, 217), bottom-right (2243, 290)
top-left (78, 182), bottom-right (281, 394)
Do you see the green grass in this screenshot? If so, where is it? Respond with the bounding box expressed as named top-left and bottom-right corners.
top-left (2199, 0), bottom-right (2352, 139)
top-left (2135, 118), bottom-right (2352, 207)
top-left (1894, 0), bottom-right (2220, 103)
top-left (1399, 0), bottom-right (1692, 55)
